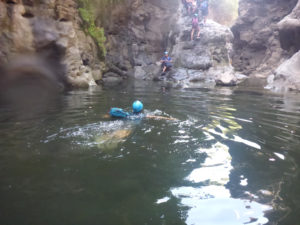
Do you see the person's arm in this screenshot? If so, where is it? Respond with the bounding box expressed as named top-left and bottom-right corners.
top-left (102, 114), bottom-right (111, 119)
top-left (146, 115), bottom-right (177, 121)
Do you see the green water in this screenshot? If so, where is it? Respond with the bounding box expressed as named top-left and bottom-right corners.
top-left (0, 81), bottom-right (300, 225)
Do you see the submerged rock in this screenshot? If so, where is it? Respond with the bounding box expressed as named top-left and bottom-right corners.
top-left (102, 72), bottom-right (124, 86)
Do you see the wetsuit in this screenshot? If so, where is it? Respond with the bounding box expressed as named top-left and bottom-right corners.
top-left (110, 108), bottom-right (144, 119)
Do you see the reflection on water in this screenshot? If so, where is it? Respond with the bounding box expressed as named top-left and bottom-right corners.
top-left (170, 106), bottom-right (270, 224)
top-left (0, 82), bottom-right (300, 225)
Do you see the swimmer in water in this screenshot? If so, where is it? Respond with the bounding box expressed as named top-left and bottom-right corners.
top-left (97, 101), bottom-right (176, 150)
top-left (108, 100), bottom-right (177, 121)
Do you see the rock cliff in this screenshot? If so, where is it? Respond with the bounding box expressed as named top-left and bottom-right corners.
top-left (103, 0), bottom-right (179, 82)
top-left (231, 0), bottom-right (299, 79)
top-left (0, 0), bottom-right (100, 88)
top-left (1, 0), bottom-right (300, 91)
top-left (105, 0), bottom-right (244, 87)
top-left (266, 1), bottom-right (300, 91)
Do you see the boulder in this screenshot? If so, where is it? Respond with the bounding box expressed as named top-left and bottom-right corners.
top-left (102, 72), bottom-right (123, 85)
top-left (277, 1), bottom-right (300, 52)
top-left (214, 68), bottom-right (237, 87)
top-left (266, 50), bottom-right (300, 92)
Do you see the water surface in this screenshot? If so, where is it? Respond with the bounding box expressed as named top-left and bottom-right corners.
top-left (0, 81), bottom-right (300, 225)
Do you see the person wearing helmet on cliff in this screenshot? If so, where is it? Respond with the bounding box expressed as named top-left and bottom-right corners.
top-left (191, 0), bottom-right (198, 14)
top-left (182, 0), bottom-right (188, 14)
top-left (160, 51), bottom-right (172, 74)
top-left (191, 13), bottom-right (201, 41)
top-left (186, 0), bottom-right (194, 15)
top-left (108, 100), bottom-right (176, 120)
top-left (200, 0), bottom-right (209, 25)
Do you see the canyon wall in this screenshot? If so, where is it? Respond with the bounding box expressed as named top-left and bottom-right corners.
top-left (0, 0), bottom-right (101, 88)
top-left (1, 0), bottom-right (300, 91)
top-left (231, 0), bottom-right (298, 78)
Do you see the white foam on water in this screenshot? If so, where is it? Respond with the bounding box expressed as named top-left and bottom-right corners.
top-left (156, 197), bottom-right (170, 204)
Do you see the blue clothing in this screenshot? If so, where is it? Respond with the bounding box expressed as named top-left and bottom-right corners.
top-left (161, 56), bottom-right (172, 62)
top-left (161, 56), bottom-right (172, 69)
top-left (201, 0), bottom-right (209, 16)
top-left (110, 108), bottom-right (144, 120)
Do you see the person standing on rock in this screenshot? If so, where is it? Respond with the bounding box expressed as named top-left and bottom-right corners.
top-left (182, 0), bottom-right (188, 14)
top-left (191, 1), bottom-right (198, 15)
top-left (186, 0), bottom-right (194, 15)
top-left (200, 0), bottom-right (209, 25)
top-left (191, 13), bottom-right (201, 41)
top-left (160, 51), bottom-right (172, 74)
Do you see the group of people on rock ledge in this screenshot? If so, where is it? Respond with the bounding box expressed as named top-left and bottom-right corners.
top-left (160, 0), bottom-right (209, 74)
top-left (183, 0), bottom-right (209, 41)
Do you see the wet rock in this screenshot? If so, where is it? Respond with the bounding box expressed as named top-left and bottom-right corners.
top-left (135, 64), bottom-right (160, 80)
top-left (102, 72), bottom-right (123, 85)
top-left (232, 0), bottom-right (298, 77)
top-left (278, 1), bottom-right (300, 52)
top-left (134, 66), bottom-right (147, 79)
top-left (172, 68), bottom-right (189, 81)
top-left (105, 0), bottom-right (179, 75)
top-left (263, 1), bottom-right (300, 92)
top-left (188, 70), bottom-right (205, 83)
top-left (169, 16), bottom-right (242, 87)
top-left (213, 67), bottom-right (237, 87)
top-left (266, 50), bottom-right (300, 92)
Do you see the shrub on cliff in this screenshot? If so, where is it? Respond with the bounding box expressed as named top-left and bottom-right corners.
top-left (78, 0), bottom-right (107, 59)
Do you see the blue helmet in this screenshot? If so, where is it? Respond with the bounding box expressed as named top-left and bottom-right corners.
top-left (132, 100), bottom-right (143, 113)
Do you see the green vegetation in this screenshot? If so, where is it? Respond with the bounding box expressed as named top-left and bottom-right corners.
top-left (78, 0), bottom-right (125, 59)
top-left (78, 0), bottom-right (107, 59)
top-left (209, 0), bottom-right (239, 26)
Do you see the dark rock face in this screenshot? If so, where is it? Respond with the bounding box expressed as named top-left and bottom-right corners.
top-left (104, 0), bottom-right (179, 77)
top-left (231, 0), bottom-right (298, 77)
top-left (278, 1), bottom-right (300, 53)
top-left (266, 1), bottom-right (300, 91)
top-left (106, 0), bottom-right (246, 87)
